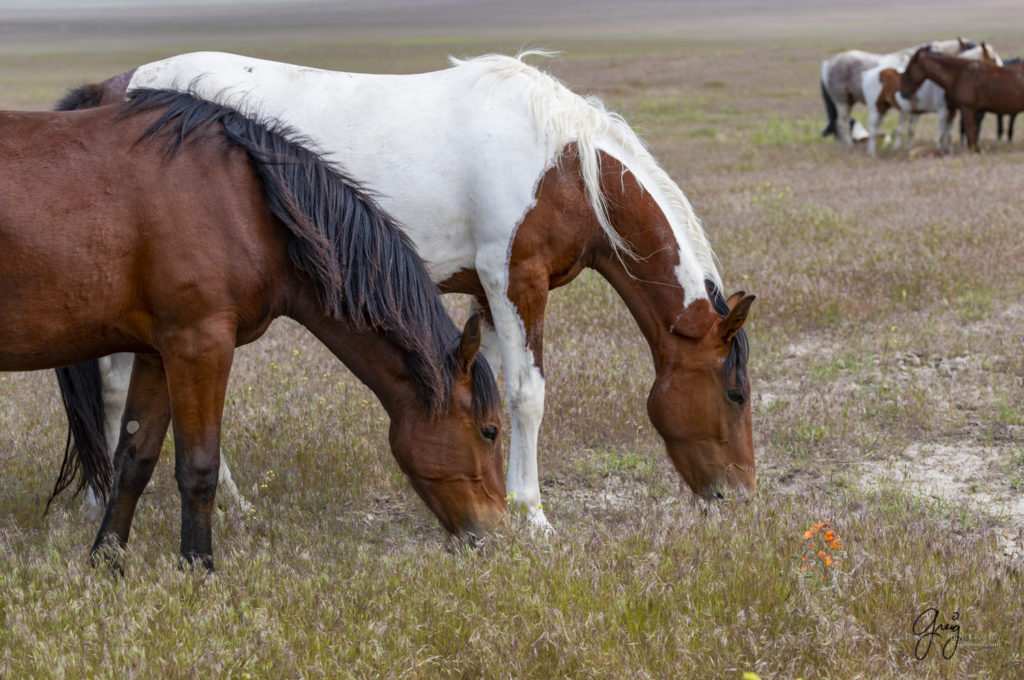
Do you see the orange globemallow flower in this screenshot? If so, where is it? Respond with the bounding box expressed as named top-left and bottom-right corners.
top-left (817, 550), bottom-right (826, 560)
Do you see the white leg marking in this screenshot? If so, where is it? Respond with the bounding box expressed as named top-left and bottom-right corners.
top-left (479, 280), bottom-right (551, 532)
top-left (867, 107), bottom-right (880, 157)
top-left (836, 103), bottom-right (853, 145)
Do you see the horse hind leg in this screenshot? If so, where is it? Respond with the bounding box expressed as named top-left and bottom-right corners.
top-left (467, 296), bottom-right (503, 375)
top-left (90, 354), bottom-right (171, 572)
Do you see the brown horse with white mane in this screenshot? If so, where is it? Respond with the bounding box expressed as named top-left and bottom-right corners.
top-left (0, 90), bottom-right (506, 570)
top-left (901, 47), bottom-right (1024, 150)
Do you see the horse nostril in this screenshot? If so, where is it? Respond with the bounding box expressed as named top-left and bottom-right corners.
top-left (715, 490), bottom-right (725, 500)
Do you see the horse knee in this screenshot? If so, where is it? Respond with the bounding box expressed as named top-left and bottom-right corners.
top-left (507, 368), bottom-right (545, 425)
top-left (175, 451), bottom-right (220, 500)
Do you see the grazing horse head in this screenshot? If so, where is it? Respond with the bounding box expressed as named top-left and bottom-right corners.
top-left (388, 313), bottom-right (507, 544)
top-left (644, 283), bottom-right (755, 500)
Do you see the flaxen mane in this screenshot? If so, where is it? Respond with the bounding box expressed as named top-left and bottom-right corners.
top-left (454, 51), bottom-right (722, 293)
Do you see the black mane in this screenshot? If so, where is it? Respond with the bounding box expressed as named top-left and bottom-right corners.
top-left (119, 88), bottom-right (498, 418)
top-left (706, 279), bottom-right (750, 397)
top-left (54, 84), bottom-right (105, 111)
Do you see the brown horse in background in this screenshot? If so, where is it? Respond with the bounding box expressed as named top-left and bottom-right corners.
top-left (901, 47), bottom-right (1024, 150)
top-left (0, 91), bottom-right (506, 570)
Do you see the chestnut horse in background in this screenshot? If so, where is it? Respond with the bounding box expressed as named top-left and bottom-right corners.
top-left (901, 47), bottom-right (1024, 150)
top-left (0, 91), bottom-right (506, 570)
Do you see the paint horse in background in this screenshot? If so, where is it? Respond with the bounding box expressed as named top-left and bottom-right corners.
top-left (868, 43), bottom-right (1001, 155)
top-left (901, 47), bottom-right (1024, 151)
top-left (2, 90), bottom-right (507, 569)
top-left (820, 38), bottom-right (979, 154)
top-left (61, 51), bottom-right (755, 531)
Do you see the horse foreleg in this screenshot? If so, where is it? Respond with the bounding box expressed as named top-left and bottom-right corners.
top-left (467, 296), bottom-right (502, 375)
top-left (90, 351), bottom-right (252, 516)
top-left (90, 354), bottom-right (171, 571)
top-left (481, 266), bottom-right (551, 532)
top-left (937, 106), bottom-right (953, 152)
top-left (903, 112), bottom-right (919, 150)
top-left (963, 107), bottom-right (981, 150)
top-left (867, 106), bottom-right (885, 156)
top-left (162, 334), bottom-right (235, 571)
top-left (835, 102), bottom-right (854, 145)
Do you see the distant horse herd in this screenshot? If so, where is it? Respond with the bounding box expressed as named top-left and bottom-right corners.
top-left (821, 37), bottom-right (1022, 154)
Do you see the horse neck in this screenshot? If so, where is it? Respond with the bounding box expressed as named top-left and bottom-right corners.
top-left (919, 54), bottom-right (960, 90)
top-left (287, 292), bottom-right (426, 418)
top-left (586, 157), bottom-right (719, 366)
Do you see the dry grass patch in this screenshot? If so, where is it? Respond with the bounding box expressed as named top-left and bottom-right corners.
top-left (2, 1), bottom-right (1023, 677)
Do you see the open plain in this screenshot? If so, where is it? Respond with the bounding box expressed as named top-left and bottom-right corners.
top-left (1, 1), bottom-right (1022, 677)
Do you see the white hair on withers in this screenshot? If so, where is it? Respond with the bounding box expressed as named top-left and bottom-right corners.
top-left (451, 51), bottom-right (721, 298)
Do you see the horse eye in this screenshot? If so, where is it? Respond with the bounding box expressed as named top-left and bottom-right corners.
top-left (727, 389), bottom-right (745, 406)
top-left (480, 425), bottom-right (498, 441)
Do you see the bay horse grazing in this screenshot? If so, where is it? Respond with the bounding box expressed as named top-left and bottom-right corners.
top-left (61, 51), bottom-right (756, 531)
top-left (901, 47), bottom-right (1024, 150)
top-left (820, 38), bottom-right (977, 150)
top-left (0, 90), bottom-right (506, 570)
top-left (867, 43), bottom-right (1000, 155)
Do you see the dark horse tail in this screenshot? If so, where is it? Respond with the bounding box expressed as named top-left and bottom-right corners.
top-left (48, 84), bottom-right (123, 510)
top-left (820, 65), bottom-right (838, 138)
top-left (51, 363), bottom-right (111, 508)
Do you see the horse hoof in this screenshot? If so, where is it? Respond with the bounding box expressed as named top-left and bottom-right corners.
top-left (88, 545), bottom-right (126, 577)
top-left (526, 507), bottom-right (554, 537)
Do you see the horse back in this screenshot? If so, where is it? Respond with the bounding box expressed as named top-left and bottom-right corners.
top-left (0, 105), bottom-right (289, 370)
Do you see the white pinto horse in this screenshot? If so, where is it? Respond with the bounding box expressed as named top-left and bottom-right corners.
top-left (64, 52), bottom-right (756, 530)
top-left (820, 38), bottom-right (982, 155)
top-left (861, 43), bottom-right (1001, 156)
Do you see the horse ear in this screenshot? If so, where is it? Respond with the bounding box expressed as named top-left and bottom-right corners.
top-left (457, 313), bottom-right (484, 374)
top-left (959, 37), bottom-right (967, 50)
top-left (726, 291), bottom-right (746, 308)
top-left (718, 294), bottom-right (755, 344)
